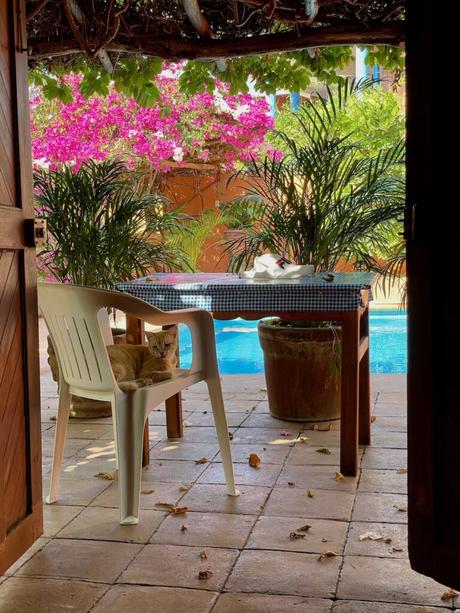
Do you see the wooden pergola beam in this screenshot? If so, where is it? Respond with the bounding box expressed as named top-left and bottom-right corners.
top-left (28, 21), bottom-right (404, 61)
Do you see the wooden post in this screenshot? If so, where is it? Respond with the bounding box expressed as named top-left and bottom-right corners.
top-left (359, 303), bottom-right (371, 445)
top-left (163, 324), bottom-right (183, 439)
top-left (340, 310), bottom-right (360, 476)
top-left (125, 314), bottom-right (150, 466)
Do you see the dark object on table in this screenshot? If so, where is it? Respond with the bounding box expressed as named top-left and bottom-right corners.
top-left (322, 274), bottom-right (335, 282)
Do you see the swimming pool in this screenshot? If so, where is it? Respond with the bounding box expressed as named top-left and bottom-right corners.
top-left (178, 309), bottom-right (407, 375)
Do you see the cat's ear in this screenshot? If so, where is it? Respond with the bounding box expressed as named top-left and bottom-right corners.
top-left (145, 331), bottom-right (155, 341)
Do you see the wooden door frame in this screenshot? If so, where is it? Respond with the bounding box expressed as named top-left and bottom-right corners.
top-left (0, 0), bottom-right (42, 575)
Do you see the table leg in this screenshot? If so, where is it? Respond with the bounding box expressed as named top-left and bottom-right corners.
top-left (125, 314), bottom-right (150, 467)
top-left (164, 324), bottom-right (183, 439)
top-left (359, 305), bottom-right (371, 446)
top-left (340, 311), bottom-right (360, 476)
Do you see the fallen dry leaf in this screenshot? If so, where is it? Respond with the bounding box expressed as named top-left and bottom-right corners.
top-left (298, 524), bottom-right (312, 532)
top-left (248, 453), bottom-right (261, 468)
top-left (287, 481), bottom-right (295, 487)
top-left (198, 570), bottom-right (212, 581)
top-left (441, 589), bottom-right (459, 602)
top-left (392, 545), bottom-right (404, 552)
top-left (179, 485), bottom-right (189, 492)
top-left (200, 548), bottom-right (208, 559)
top-left (155, 502), bottom-right (177, 512)
top-left (183, 420), bottom-right (192, 427)
top-left (321, 538), bottom-right (328, 543)
top-left (394, 505), bottom-right (407, 512)
top-left (289, 532), bottom-right (306, 540)
top-left (181, 525), bottom-right (188, 532)
top-left (307, 489), bottom-right (314, 498)
top-left (298, 437), bottom-right (309, 443)
top-left (154, 502), bottom-right (188, 515)
top-left (384, 537), bottom-right (393, 544)
top-left (359, 532), bottom-right (384, 541)
top-left (195, 457), bottom-right (208, 465)
top-left (318, 550), bottom-right (339, 561)
top-left (370, 415), bottom-right (377, 423)
top-left (95, 472), bottom-right (115, 480)
top-left (311, 423), bottom-right (333, 431)
top-left (228, 431), bottom-right (234, 440)
top-left (396, 468), bottom-right (408, 474)
top-left (335, 472), bottom-right (344, 481)
top-left (311, 424), bottom-right (319, 431)
top-left (141, 489), bottom-right (154, 495)
top-left (316, 447), bottom-right (331, 455)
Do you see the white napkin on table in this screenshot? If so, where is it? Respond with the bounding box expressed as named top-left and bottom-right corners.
top-left (239, 254), bottom-right (314, 279)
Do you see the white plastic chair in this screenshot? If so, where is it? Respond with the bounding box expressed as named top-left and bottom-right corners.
top-left (38, 283), bottom-right (238, 525)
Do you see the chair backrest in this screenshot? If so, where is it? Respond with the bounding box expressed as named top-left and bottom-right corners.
top-left (38, 283), bottom-right (124, 393)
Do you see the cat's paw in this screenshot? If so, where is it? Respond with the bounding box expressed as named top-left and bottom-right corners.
top-left (118, 381), bottom-right (139, 392)
top-left (152, 371), bottom-right (173, 383)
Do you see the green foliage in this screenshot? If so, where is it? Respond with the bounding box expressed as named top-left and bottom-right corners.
top-left (223, 78), bottom-right (405, 273)
top-left (29, 44), bottom-right (403, 100)
top-left (34, 160), bottom-right (184, 288)
top-left (166, 209), bottom-right (236, 272)
top-left (272, 85), bottom-right (405, 159)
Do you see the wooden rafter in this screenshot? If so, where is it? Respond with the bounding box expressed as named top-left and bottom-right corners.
top-left (28, 21), bottom-right (405, 61)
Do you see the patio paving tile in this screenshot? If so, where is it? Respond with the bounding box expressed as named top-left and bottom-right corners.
top-left (239, 413), bottom-right (307, 429)
top-left (299, 429), bottom-right (342, 446)
top-left (167, 426), bottom-right (236, 443)
top-left (139, 459), bottom-right (209, 483)
top-left (185, 411), bottom-right (249, 427)
top-left (200, 398), bottom-right (260, 412)
top-left (286, 444), bottom-right (342, 466)
top-left (42, 477), bottom-right (112, 506)
top-left (246, 515), bottom-right (348, 554)
top-left (344, 521), bottom-right (408, 558)
top-left (361, 448), bottom-right (407, 470)
top-left (179, 483), bottom-right (271, 515)
top-left (371, 430), bottom-right (407, 449)
top-left (359, 468), bottom-right (407, 494)
top-left (371, 416), bottom-right (407, 432)
top-left (43, 504), bottom-right (85, 537)
top-left (56, 506), bottom-right (166, 543)
top-left (264, 487), bottom-right (355, 521)
top-left (226, 549), bottom-right (341, 598)
top-left (151, 511), bottom-right (256, 548)
top-left (337, 556), bottom-right (452, 607)
top-left (2, 538), bottom-right (50, 577)
top-left (90, 481), bottom-right (188, 509)
top-left (231, 427), bottom-right (299, 445)
top-left (91, 585), bottom-right (218, 613)
top-left (197, 461), bottom-right (283, 487)
top-left (277, 464), bottom-right (358, 492)
top-left (17, 539), bottom-right (141, 583)
top-left (216, 443), bottom-right (291, 464)
top-left (213, 593), bottom-right (333, 613)
top-left (149, 441), bottom-right (220, 461)
top-left (41, 436), bottom-right (96, 458)
top-left (373, 401), bottom-right (407, 416)
top-left (119, 544), bottom-right (238, 590)
top-left (352, 492), bottom-right (408, 523)
top-left (332, 601), bottom-right (452, 612)
top-left (0, 577), bottom-right (108, 613)
top-left (64, 423), bottom-right (113, 439)
top-left (75, 439), bottom-right (116, 459)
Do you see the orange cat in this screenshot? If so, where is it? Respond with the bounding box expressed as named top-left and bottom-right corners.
top-left (107, 327), bottom-right (178, 392)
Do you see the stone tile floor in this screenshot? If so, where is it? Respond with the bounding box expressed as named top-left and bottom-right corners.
top-left (1, 340), bottom-right (458, 612)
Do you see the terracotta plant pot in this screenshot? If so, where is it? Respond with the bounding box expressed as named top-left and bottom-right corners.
top-left (47, 328), bottom-right (127, 418)
top-left (258, 320), bottom-right (341, 422)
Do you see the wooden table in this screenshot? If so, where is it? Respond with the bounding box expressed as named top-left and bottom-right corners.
top-left (118, 272), bottom-right (375, 476)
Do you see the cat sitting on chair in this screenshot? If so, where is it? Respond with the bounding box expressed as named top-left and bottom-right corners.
top-left (107, 327), bottom-right (178, 392)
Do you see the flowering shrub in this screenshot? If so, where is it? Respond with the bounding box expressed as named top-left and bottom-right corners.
top-left (30, 69), bottom-right (276, 172)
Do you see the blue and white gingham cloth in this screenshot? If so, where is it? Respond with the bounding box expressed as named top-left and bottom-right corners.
top-left (117, 272), bottom-right (375, 313)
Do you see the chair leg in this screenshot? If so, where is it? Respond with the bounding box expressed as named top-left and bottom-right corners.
top-left (46, 381), bottom-right (71, 504)
top-left (114, 394), bottom-right (147, 525)
top-left (206, 377), bottom-right (239, 497)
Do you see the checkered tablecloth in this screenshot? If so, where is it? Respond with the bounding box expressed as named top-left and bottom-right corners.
top-left (116, 272), bottom-right (375, 313)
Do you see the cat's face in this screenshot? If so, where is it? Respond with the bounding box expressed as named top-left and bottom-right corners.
top-left (145, 328), bottom-right (177, 360)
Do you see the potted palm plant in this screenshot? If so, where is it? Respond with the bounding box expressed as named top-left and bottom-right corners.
top-left (224, 79), bottom-right (405, 422)
top-left (35, 159), bottom-right (183, 416)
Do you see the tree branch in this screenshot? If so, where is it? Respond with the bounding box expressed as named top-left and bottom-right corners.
top-left (28, 22), bottom-right (405, 61)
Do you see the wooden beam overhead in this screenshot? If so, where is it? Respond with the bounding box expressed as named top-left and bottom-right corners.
top-left (29, 21), bottom-right (405, 61)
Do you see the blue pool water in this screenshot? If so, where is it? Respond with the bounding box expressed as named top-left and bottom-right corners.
top-left (178, 309), bottom-right (407, 375)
